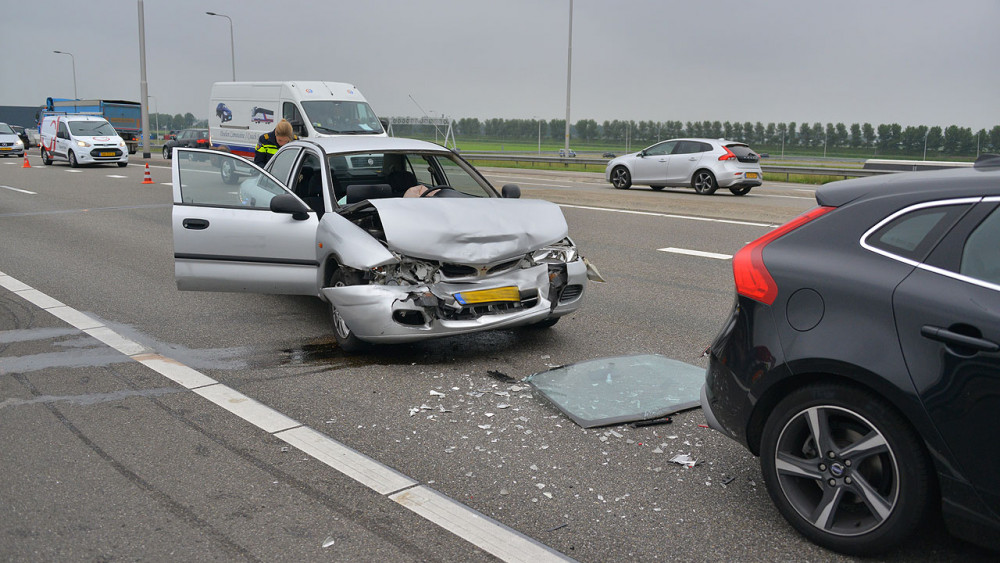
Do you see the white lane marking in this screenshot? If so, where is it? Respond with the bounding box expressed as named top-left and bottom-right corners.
top-left (106, 175), bottom-right (128, 179)
top-left (658, 247), bottom-right (733, 260)
top-left (65, 170), bottom-right (82, 173)
top-left (391, 485), bottom-right (574, 562)
top-left (0, 271), bottom-right (571, 563)
top-left (277, 426), bottom-right (418, 495)
top-left (1, 185), bottom-right (37, 194)
top-left (558, 203), bottom-right (776, 228)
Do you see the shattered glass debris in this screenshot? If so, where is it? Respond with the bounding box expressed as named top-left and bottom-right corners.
top-left (525, 354), bottom-right (703, 428)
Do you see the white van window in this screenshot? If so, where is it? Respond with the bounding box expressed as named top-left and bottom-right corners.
top-left (69, 121), bottom-right (117, 136)
top-left (300, 101), bottom-right (383, 135)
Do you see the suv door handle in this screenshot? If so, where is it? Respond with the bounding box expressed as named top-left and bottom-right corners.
top-left (182, 218), bottom-right (210, 230)
top-left (920, 325), bottom-right (1000, 353)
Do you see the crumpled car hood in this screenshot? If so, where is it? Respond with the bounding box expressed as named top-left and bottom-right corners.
top-left (368, 198), bottom-right (568, 264)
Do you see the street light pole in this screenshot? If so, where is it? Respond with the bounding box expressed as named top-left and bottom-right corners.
top-left (206, 12), bottom-right (236, 81)
top-left (149, 94), bottom-right (159, 139)
top-left (138, 0), bottom-right (151, 158)
top-left (563, 0), bottom-right (573, 155)
top-left (52, 50), bottom-right (77, 100)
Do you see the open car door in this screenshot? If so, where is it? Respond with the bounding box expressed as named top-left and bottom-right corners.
top-left (171, 148), bottom-right (320, 295)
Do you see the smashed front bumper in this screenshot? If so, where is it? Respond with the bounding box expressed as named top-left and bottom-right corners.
top-left (321, 260), bottom-right (588, 343)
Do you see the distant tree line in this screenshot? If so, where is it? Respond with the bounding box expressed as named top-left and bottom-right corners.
top-left (388, 117), bottom-right (1000, 156)
top-left (149, 112), bottom-right (204, 131)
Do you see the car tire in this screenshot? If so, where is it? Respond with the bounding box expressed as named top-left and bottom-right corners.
top-left (610, 166), bottom-right (631, 189)
top-left (329, 268), bottom-right (368, 353)
top-left (220, 159), bottom-right (239, 185)
top-left (69, 151), bottom-right (79, 168)
top-left (729, 186), bottom-right (752, 196)
top-left (163, 146), bottom-right (171, 160)
top-left (41, 148), bottom-right (52, 165)
top-left (759, 384), bottom-right (932, 556)
top-left (650, 186), bottom-right (665, 191)
top-left (117, 162), bottom-right (127, 168)
top-left (692, 170), bottom-right (717, 195)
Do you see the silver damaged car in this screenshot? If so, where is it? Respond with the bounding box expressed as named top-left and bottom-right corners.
top-left (171, 137), bottom-right (598, 351)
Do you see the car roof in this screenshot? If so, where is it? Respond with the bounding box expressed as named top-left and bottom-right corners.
top-left (816, 161), bottom-right (1000, 208)
top-left (286, 136), bottom-right (451, 155)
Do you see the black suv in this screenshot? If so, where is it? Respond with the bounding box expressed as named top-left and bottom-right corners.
top-left (162, 128), bottom-right (210, 159)
top-left (703, 155), bottom-right (1000, 555)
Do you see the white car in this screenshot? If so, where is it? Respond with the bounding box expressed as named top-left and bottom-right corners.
top-left (0, 122), bottom-right (25, 158)
top-left (171, 137), bottom-right (597, 351)
top-left (605, 138), bottom-right (762, 195)
top-left (39, 115), bottom-right (128, 168)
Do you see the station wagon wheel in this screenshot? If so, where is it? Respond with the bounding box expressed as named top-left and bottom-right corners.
top-left (329, 268), bottom-right (367, 353)
top-left (729, 186), bottom-right (752, 196)
top-left (692, 170), bottom-right (717, 194)
top-left (610, 166), bottom-right (631, 189)
top-left (760, 384), bottom-right (931, 555)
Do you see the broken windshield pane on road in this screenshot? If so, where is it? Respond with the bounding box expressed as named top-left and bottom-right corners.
top-left (525, 354), bottom-right (703, 428)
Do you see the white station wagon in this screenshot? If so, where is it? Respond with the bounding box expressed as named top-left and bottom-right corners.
top-left (171, 137), bottom-right (597, 351)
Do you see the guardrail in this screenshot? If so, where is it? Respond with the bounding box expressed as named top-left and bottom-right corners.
top-left (458, 153), bottom-right (894, 180)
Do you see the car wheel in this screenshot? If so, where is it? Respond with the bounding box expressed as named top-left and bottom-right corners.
top-left (610, 166), bottom-right (631, 189)
top-left (692, 170), bottom-right (717, 195)
top-left (163, 146), bottom-right (171, 160)
top-left (730, 186), bottom-right (752, 196)
top-left (220, 159), bottom-right (238, 185)
top-left (329, 268), bottom-right (367, 353)
top-left (69, 151), bottom-right (79, 168)
top-left (760, 384), bottom-right (932, 556)
top-left (117, 162), bottom-right (127, 168)
top-left (41, 148), bottom-right (52, 165)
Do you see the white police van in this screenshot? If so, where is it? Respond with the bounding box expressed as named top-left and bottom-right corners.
top-left (39, 114), bottom-right (129, 167)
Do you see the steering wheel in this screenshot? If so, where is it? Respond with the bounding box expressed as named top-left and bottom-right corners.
top-left (418, 185), bottom-right (453, 197)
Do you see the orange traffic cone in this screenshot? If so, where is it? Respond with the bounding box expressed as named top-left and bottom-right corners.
top-left (142, 163), bottom-right (154, 184)
top-left (21, 153), bottom-right (30, 168)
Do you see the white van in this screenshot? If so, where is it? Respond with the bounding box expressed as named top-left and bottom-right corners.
top-left (208, 81), bottom-right (386, 159)
top-left (39, 114), bottom-right (129, 167)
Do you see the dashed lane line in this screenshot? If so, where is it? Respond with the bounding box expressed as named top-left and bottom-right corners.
top-left (0, 270), bottom-right (575, 563)
top-left (557, 203), bottom-right (776, 228)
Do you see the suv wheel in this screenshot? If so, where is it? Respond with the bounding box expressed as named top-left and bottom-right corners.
top-left (610, 166), bottom-right (631, 189)
top-left (692, 170), bottom-right (717, 195)
top-left (760, 384), bottom-right (931, 556)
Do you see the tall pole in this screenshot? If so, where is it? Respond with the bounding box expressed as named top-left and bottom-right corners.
top-left (149, 95), bottom-right (159, 139)
top-left (206, 12), bottom-right (236, 81)
top-left (563, 0), bottom-right (573, 155)
top-left (138, 0), bottom-right (151, 159)
top-left (52, 51), bottom-right (77, 100)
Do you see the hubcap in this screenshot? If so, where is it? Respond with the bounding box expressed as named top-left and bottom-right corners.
top-left (773, 405), bottom-right (898, 537)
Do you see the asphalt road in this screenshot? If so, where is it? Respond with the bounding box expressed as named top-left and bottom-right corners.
top-left (1, 154), bottom-right (993, 561)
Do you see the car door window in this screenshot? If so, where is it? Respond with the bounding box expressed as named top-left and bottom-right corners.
top-left (644, 141), bottom-right (674, 157)
top-left (961, 207), bottom-right (1000, 285)
top-left (176, 151), bottom-right (286, 208)
top-left (268, 148), bottom-right (300, 186)
top-left (672, 141), bottom-right (702, 155)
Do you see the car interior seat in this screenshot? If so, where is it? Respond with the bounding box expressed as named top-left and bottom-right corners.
top-left (387, 170), bottom-right (419, 197)
top-left (301, 171), bottom-right (325, 217)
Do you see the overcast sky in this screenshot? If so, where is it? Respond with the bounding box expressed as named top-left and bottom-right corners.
top-left (2, 0), bottom-right (997, 130)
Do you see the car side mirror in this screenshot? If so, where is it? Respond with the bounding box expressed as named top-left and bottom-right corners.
top-left (501, 184), bottom-right (521, 199)
top-left (270, 193), bottom-right (312, 220)
top-left (289, 119), bottom-right (306, 138)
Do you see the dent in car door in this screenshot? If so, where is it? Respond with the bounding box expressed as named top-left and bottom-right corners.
top-left (893, 203), bottom-right (1000, 515)
top-left (171, 148), bottom-right (320, 295)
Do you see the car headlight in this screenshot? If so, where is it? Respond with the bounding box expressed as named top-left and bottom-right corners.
top-left (532, 238), bottom-right (578, 264)
top-left (76, 140), bottom-right (91, 147)
top-left (15, 139), bottom-right (23, 146)
top-left (119, 141), bottom-right (126, 148)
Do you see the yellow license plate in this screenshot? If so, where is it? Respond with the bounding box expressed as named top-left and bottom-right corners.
top-left (99, 152), bottom-right (115, 157)
top-left (745, 172), bottom-right (759, 179)
top-left (0, 147), bottom-right (10, 151)
top-left (454, 286), bottom-right (520, 305)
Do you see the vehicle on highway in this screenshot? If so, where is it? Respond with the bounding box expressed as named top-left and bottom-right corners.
top-left (701, 155), bottom-right (1000, 555)
top-left (602, 152), bottom-right (615, 158)
top-left (11, 125), bottom-right (39, 148)
top-left (558, 148), bottom-right (576, 157)
top-left (162, 128), bottom-right (210, 159)
top-left (171, 136), bottom-right (595, 351)
top-left (39, 114), bottom-right (128, 167)
top-left (606, 138), bottom-right (762, 195)
top-left (0, 122), bottom-right (25, 157)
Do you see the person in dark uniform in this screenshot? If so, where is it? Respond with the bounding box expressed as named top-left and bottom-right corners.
top-left (254, 119), bottom-right (296, 165)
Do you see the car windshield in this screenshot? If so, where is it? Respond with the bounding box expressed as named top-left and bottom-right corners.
top-left (0, 123), bottom-right (14, 134)
top-left (301, 101), bottom-right (383, 135)
top-left (327, 151), bottom-right (495, 199)
top-left (68, 121), bottom-right (117, 136)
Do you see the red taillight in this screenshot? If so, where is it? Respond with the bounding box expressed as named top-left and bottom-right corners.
top-left (718, 146), bottom-right (736, 161)
top-left (732, 206), bottom-right (835, 305)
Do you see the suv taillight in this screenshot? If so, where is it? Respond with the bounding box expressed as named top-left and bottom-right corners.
top-left (718, 146), bottom-right (736, 161)
top-left (733, 206), bottom-right (835, 305)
